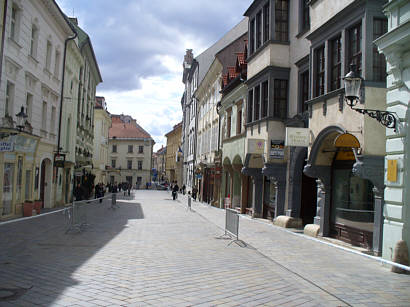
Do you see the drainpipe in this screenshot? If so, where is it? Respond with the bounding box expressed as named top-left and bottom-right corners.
top-left (0, 0), bottom-right (8, 89)
top-left (57, 28), bottom-right (78, 155)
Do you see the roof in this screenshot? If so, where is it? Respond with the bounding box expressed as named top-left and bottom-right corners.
top-left (109, 115), bottom-right (152, 140)
top-left (67, 17), bottom-right (103, 83)
top-left (195, 18), bottom-right (248, 87)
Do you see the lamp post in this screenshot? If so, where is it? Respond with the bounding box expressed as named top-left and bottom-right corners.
top-left (343, 64), bottom-right (397, 131)
top-left (15, 106), bottom-right (28, 132)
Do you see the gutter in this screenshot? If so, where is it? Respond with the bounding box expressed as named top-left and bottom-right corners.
top-left (57, 24), bottom-right (77, 154)
top-left (0, 0), bottom-right (8, 89)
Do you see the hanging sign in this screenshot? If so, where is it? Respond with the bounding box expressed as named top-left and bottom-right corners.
top-left (285, 127), bottom-right (310, 147)
top-left (248, 139), bottom-right (265, 154)
top-left (270, 140), bottom-right (285, 159)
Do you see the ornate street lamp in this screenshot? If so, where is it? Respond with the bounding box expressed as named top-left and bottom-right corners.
top-left (343, 64), bottom-right (397, 131)
top-left (15, 106), bottom-right (28, 131)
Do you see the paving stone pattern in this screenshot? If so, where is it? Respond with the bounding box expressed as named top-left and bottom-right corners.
top-left (0, 191), bottom-right (408, 306)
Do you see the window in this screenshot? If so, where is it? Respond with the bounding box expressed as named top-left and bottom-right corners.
top-left (5, 81), bottom-right (14, 116)
top-left (248, 90), bottom-right (253, 123)
top-left (348, 23), bottom-right (362, 75)
top-left (300, 0), bottom-right (310, 32)
top-left (300, 70), bottom-right (309, 113)
top-left (111, 160), bottom-right (116, 168)
top-left (275, 0), bottom-right (289, 42)
top-left (112, 144), bottom-right (117, 153)
top-left (26, 93), bottom-right (33, 121)
top-left (250, 18), bottom-right (255, 54)
top-left (51, 106), bottom-right (56, 134)
top-left (139, 146), bottom-right (144, 153)
top-left (274, 79), bottom-right (288, 119)
top-left (254, 85), bottom-right (260, 121)
top-left (226, 109), bottom-right (232, 138)
top-left (261, 81), bottom-right (268, 118)
top-left (330, 35), bottom-right (342, 91)
top-left (42, 101), bottom-right (47, 130)
top-left (30, 24), bottom-right (38, 58)
top-left (10, 4), bottom-right (20, 42)
top-left (256, 11), bottom-right (262, 49)
top-left (138, 161), bottom-right (143, 170)
top-left (315, 46), bottom-right (325, 97)
top-left (54, 50), bottom-right (61, 77)
top-left (237, 105), bottom-right (242, 135)
top-left (373, 18), bottom-right (387, 82)
top-left (128, 145), bottom-right (133, 153)
top-left (127, 160), bottom-right (132, 169)
top-left (45, 41), bottom-right (52, 71)
top-left (263, 4), bottom-right (270, 43)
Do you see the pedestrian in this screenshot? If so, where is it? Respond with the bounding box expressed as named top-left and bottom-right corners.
top-left (192, 186), bottom-right (198, 201)
top-left (172, 182), bottom-right (179, 200)
top-left (182, 184), bottom-right (186, 195)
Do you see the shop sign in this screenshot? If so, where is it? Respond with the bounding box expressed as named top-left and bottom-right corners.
top-left (10, 135), bottom-right (37, 153)
top-left (270, 140), bottom-right (284, 159)
top-left (54, 153), bottom-right (66, 168)
top-left (0, 141), bottom-right (13, 152)
top-left (248, 139), bottom-right (265, 154)
top-left (285, 127), bottom-right (310, 147)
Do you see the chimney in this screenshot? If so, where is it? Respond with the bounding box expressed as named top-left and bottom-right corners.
top-left (184, 49), bottom-right (193, 65)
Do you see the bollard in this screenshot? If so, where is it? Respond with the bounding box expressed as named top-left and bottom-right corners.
top-left (188, 195), bottom-right (191, 210)
top-left (112, 193), bottom-right (116, 205)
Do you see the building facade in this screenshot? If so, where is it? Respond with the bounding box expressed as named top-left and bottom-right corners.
top-left (375, 0), bottom-right (410, 262)
top-left (0, 0), bottom-right (73, 218)
top-left (303, 0), bottom-right (388, 255)
top-left (242, 0), bottom-right (314, 223)
top-left (92, 96), bottom-right (111, 184)
top-left (165, 122), bottom-right (182, 185)
top-left (220, 38), bottom-right (249, 213)
top-left (108, 114), bottom-right (154, 189)
top-left (68, 18), bottom-right (102, 193)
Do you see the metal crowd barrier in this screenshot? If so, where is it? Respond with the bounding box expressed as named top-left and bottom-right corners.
top-left (65, 193), bottom-right (117, 233)
top-left (225, 208), bottom-right (239, 241)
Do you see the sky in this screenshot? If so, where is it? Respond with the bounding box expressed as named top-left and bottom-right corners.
top-left (55, 0), bottom-right (251, 151)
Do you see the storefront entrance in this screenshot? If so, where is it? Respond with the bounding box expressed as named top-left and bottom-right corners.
top-left (331, 158), bottom-right (374, 248)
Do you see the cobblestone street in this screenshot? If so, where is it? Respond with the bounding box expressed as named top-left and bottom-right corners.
top-left (0, 190), bottom-right (409, 306)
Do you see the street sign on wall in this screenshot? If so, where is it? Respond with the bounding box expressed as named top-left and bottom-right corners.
top-left (0, 141), bottom-right (13, 152)
top-left (270, 140), bottom-right (285, 159)
top-left (247, 139), bottom-right (265, 154)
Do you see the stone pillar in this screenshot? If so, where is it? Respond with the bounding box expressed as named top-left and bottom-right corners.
top-left (372, 187), bottom-right (384, 256)
top-left (240, 174), bottom-right (248, 214)
top-left (275, 179), bottom-right (287, 218)
top-left (315, 178), bottom-right (330, 237)
top-left (253, 174), bottom-right (263, 218)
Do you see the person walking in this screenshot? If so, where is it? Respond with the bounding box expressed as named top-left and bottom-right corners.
top-left (192, 186), bottom-right (198, 201)
top-left (172, 182), bottom-right (179, 200)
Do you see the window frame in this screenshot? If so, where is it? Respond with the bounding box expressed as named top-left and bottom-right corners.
top-left (274, 0), bottom-right (289, 42)
top-left (112, 144), bottom-right (117, 153)
top-left (128, 145), bottom-right (133, 153)
top-left (273, 79), bottom-right (288, 119)
top-left (314, 45), bottom-right (325, 98)
top-left (330, 34), bottom-right (342, 91)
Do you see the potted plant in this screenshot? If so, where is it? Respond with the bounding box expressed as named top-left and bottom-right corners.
top-left (23, 200), bottom-right (34, 217)
top-left (34, 199), bottom-right (42, 214)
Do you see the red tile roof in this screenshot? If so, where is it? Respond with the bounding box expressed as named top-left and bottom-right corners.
top-left (109, 115), bottom-right (152, 139)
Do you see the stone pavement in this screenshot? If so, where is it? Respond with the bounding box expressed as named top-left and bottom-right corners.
top-left (0, 190), bottom-right (408, 307)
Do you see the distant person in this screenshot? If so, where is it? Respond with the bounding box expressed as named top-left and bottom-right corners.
top-left (172, 182), bottom-right (179, 200)
top-left (182, 184), bottom-right (186, 195)
top-left (192, 186), bottom-right (198, 201)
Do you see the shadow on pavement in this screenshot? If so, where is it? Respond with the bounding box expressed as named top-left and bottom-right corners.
top-left (0, 198), bottom-right (143, 305)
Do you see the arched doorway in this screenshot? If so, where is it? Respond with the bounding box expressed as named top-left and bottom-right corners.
top-left (40, 158), bottom-right (52, 208)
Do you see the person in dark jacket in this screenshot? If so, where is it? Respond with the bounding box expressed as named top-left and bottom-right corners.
top-left (172, 182), bottom-right (179, 200)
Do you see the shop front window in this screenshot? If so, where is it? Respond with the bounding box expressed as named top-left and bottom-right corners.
top-left (331, 164), bottom-right (374, 233)
top-left (2, 163), bottom-right (14, 215)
